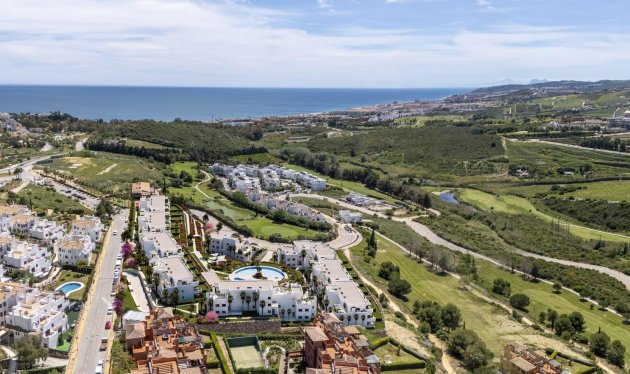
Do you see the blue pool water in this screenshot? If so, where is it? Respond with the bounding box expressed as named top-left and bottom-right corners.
top-left (56, 282), bottom-right (84, 296)
top-left (231, 266), bottom-right (287, 281)
top-left (439, 191), bottom-right (459, 204)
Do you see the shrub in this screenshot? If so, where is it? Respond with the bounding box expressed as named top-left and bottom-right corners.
top-left (509, 293), bottom-right (530, 310)
top-left (492, 278), bottom-right (511, 297)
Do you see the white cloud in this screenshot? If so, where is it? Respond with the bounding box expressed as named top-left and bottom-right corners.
top-left (0, 1), bottom-right (629, 87)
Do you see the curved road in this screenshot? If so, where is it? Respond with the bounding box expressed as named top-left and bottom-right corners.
top-left (291, 193), bottom-right (630, 291)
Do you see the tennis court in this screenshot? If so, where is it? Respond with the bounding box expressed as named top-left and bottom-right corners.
top-left (226, 336), bottom-right (264, 369)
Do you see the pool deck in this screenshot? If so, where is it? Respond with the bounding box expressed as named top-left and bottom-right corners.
top-left (55, 281), bottom-right (85, 297)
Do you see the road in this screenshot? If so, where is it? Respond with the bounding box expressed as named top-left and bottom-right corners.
top-left (291, 193), bottom-right (630, 292)
top-left (69, 212), bottom-right (127, 374)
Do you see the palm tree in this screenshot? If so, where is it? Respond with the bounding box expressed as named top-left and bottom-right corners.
top-left (227, 294), bottom-right (233, 312)
top-left (171, 289), bottom-right (180, 311)
top-left (280, 253), bottom-right (285, 263)
top-left (300, 249), bottom-right (307, 266)
top-left (259, 300), bottom-right (266, 316)
top-left (245, 295), bottom-right (252, 311)
top-left (201, 293), bottom-right (208, 313)
top-left (361, 315), bottom-right (366, 324)
top-left (240, 291), bottom-right (246, 309)
top-left (346, 315), bottom-right (351, 323)
top-left (280, 309), bottom-right (286, 319)
top-left (354, 314), bottom-right (359, 324)
top-left (152, 273), bottom-right (161, 291)
top-left (253, 291), bottom-right (259, 305)
top-left (272, 252), bottom-right (278, 263)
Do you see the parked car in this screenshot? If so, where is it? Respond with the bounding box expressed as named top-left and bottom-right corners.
top-left (107, 307), bottom-right (113, 315)
top-left (105, 321), bottom-right (111, 330)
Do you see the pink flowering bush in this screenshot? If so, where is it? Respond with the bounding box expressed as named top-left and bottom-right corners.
top-left (205, 311), bottom-right (219, 323)
top-left (113, 299), bottom-right (123, 315)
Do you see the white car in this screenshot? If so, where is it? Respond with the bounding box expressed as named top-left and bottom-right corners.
top-left (107, 307), bottom-right (113, 315)
top-left (112, 230), bottom-right (118, 235)
top-left (110, 291), bottom-right (116, 297)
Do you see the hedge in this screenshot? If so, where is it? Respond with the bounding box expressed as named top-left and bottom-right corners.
top-left (210, 332), bottom-right (233, 374)
top-left (574, 368), bottom-right (598, 374)
top-left (235, 369), bottom-right (276, 374)
top-left (381, 361), bottom-right (425, 371)
top-left (370, 337), bottom-right (391, 350)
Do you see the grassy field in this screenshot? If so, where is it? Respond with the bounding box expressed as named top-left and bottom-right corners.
top-left (473, 260), bottom-right (630, 363)
top-left (393, 114), bottom-right (468, 127)
top-left (374, 341), bottom-right (424, 365)
top-left (506, 141), bottom-right (630, 180)
top-left (497, 180), bottom-right (630, 202)
top-left (459, 188), bottom-right (630, 242)
top-left (123, 139), bottom-right (173, 149)
top-left (349, 233), bottom-right (574, 363)
top-left (39, 151), bottom-right (164, 196)
top-left (17, 184), bottom-right (92, 217)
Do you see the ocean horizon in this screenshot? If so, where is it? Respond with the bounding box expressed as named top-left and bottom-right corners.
top-left (0, 85), bottom-right (469, 121)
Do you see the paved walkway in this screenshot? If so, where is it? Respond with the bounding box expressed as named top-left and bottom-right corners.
top-left (124, 270), bottom-right (151, 313)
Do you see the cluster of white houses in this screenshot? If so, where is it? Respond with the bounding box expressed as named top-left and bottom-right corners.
top-left (210, 163), bottom-right (327, 191)
top-left (0, 205), bottom-right (103, 276)
top-left (204, 240), bottom-right (375, 328)
top-left (210, 163), bottom-right (327, 223)
top-left (0, 282), bottom-right (69, 349)
top-left (137, 194), bottom-right (201, 303)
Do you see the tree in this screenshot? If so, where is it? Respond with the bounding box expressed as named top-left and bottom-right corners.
top-left (492, 278), bottom-right (511, 297)
top-left (447, 329), bottom-right (493, 370)
top-left (607, 340), bottom-right (625, 368)
top-left (388, 276), bottom-right (411, 298)
top-left (547, 309), bottom-right (558, 328)
top-left (509, 293), bottom-right (530, 310)
top-left (552, 282), bottom-right (562, 294)
top-left (441, 303), bottom-right (462, 331)
top-left (111, 341), bottom-right (135, 374)
top-left (260, 300), bottom-right (267, 315)
top-left (589, 331), bottom-right (611, 357)
top-left (378, 261), bottom-right (400, 280)
top-left (13, 335), bottom-right (48, 369)
top-left (170, 288), bottom-right (180, 309)
top-left (240, 291), bottom-right (246, 308)
top-left (569, 311), bottom-right (585, 333)
top-left (216, 221), bottom-right (223, 232)
top-left (437, 252), bottom-right (449, 273)
top-left (418, 303), bottom-right (443, 333)
top-left (554, 315), bottom-right (573, 336)
top-left (538, 311), bottom-right (547, 324)
top-left (227, 294), bottom-right (233, 312)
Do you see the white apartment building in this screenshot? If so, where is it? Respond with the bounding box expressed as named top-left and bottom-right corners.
top-left (55, 235), bottom-right (94, 265)
top-left (2, 214), bottom-right (37, 236)
top-left (208, 233), bottom-right (256, 262)
top-left (280, 241), bottom-right (375, 328)
top-left (339, 210), bottom-right (363, 223)
top-left (153, 256), bottom-right (200, 303)
top-left (71, 216), bottom-right (104, 242)
top-left (138, 194), bottom-right (170, 234)
top-left (1, 283), bottom-right (68, 348)
top-left (0, 238), bottom-right (51, 278)
top-left (203, 270), bottom-right (316, 321)
top-left (140, 231), bottom-right (181, 260)
top-left (346, 193), bottom-right (374, 207)
top-left (29, 219), bottom-right (65, 246)
top-left (0, 205), bottom-right (30, 219)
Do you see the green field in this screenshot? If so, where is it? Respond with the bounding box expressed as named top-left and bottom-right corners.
top-left (501, 180), bottom-right (630, 202)
top-left (374, 342), bottom-right (424, 366)
top-left (393, 114), bottom-right (468, 127)
top-left (459, 188), bottom-right (630, 242)
top-left (123, 139), bottom-right (173, 149)
top-left (474, 261), bottom-right (630, 363)
top-left (39, 151), bottom-right (164, 196)
top-left (16, 184), bottom-right (92, 217)
top-left (349, 233), bottom-right (573, 363)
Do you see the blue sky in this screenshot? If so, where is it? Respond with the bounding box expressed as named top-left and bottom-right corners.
top-left (1, 0), bottom-right (629, 88)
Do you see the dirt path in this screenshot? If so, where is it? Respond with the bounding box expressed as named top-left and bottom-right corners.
top-left (96, 163), bottom-right (117, 175)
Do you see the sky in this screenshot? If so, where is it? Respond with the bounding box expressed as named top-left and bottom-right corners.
top-left (1, 0), bottom-right (630, 88)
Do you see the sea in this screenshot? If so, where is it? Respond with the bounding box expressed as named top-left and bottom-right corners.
top-left (0, 85), bottom-right (468, 121)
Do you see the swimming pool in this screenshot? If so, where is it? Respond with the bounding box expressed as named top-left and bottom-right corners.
top-left (55, 282), bottom-right (85, 296)
top-left (229, 266), bottom-right (287, 282)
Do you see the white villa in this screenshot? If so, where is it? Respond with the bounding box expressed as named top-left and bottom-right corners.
top-left (208, 233), bottom-right (257, 262)
top-left (140, 231), bottom-right (181, 260)
top-left (55, 235), bottom-right (94, 265)
top-left (0, 283), bottom-right (69, 349)
top-left (152, 256), bottom-right (200, 303)
top-left (280, 241), bottom-right (375, 328)
top-left (29, 219), bottom-right (65, 246)
top-left (71, 216), bottom-right (104, 242)
top-left (0, 237), bottom-right (52, 278)
top-left (346, 193), bottom-right (374, 207)
top-left (202, 270), bottom-right (317, 321)
top-left (339, 210), bottom-right (363, 223)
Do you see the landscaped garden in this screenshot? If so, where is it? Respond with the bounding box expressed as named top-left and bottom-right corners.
top-left (53, 270), bottom-right (89, 301)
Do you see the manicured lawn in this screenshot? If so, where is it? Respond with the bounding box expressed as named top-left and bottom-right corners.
top-left (502, 181), bottom-right (630, 202)
top-left (121, 286), bottom-right (139, 312)
top-left (17, 184), bottom-right (93, 217)
top-left (349, 233), bottom-right (575, 363)
top-left (53, 270), bottom-right (89, 301)
top-left (474, 260), bottom-right (630, 364)
top-left (374, 342), bottom-right (422, 365)
top-left (459, 188), bottom-right (630, 242)
top-left (243, 217), bottom-right (319, 240)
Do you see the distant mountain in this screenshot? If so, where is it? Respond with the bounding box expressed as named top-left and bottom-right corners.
top-left (467, 79), bottom-right (630, 97)
top-left (528, 79), bottom-right (548, 84)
